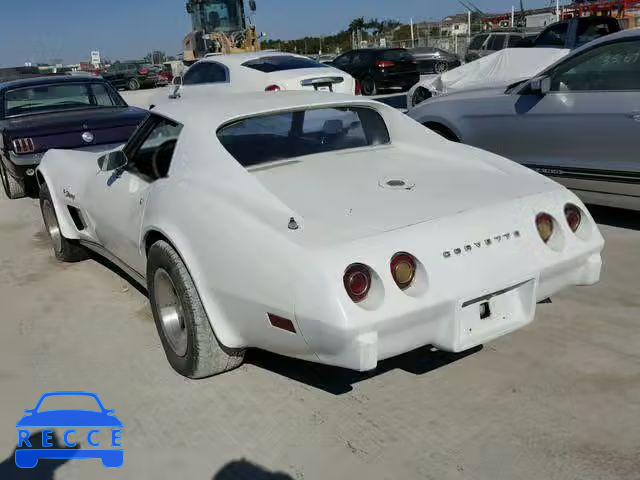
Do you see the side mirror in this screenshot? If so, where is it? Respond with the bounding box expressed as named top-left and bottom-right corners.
top-left (172, 76), bottom-right (183, 85)
top-left (98, 151), bottom-right (128, 171)
top-left (527, 75), bottom-right (551, 95)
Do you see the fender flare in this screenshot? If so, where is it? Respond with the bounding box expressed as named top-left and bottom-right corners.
top-left (35, 167), bottom-right (80, 241)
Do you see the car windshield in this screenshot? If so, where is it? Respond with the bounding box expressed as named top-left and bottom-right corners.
top-left (217, 106), bottom-right (390, 167)
top-left (4, 82), bottom-right (125, 118)
top-left (35, 394), bottom-right (103, 413)
top-left (242, 56), bottom-right (328, 73)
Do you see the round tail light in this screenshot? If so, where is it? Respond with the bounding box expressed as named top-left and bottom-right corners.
top-left (536, 213), bottom-right (554, 243)
top-left (265, 84), bottom-right (281, 92)
top-left (564, 204), bottom-right (582, 232)
top-left (343, 264), bottom-right (371, 303)
top-left (390, 252), bottom-right (416, 290)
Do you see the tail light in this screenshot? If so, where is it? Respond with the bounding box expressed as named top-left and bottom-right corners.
top-left (564, 204), bottom-right (582, 232)
top-left (536, 213), bottom-right (554, 243)
top-left (138, 68), bottom-right (150, 75)
top-left (12, 138), bottom-right (35, 154)
top-left (375, 60), bottom-right (395, 68)
top-left (410, 58), bottom-right (417, 64)
top-left (343, 264), bottom-right (372, 303)
top-left (390, 252), bottom-right (416, 290)
top-left (354, 81), bottom-right (362, 95)
top-left (265, 84), bottom-right (281, 92)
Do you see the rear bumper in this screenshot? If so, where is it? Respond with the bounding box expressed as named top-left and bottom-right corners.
top-left (373, 72), bottom-right (420, 89)
top-left (298, 251), bottom-right (601, 372)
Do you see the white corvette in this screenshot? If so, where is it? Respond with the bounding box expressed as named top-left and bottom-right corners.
top-left (36, 92), bottom-right (604, 379)
top-left (151, 51), bottom-right (356, 108)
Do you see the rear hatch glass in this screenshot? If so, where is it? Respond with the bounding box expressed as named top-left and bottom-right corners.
top-left (242, 56), bottom-right (328, 73)
top-left (217, 106), bottom-right (390, 168)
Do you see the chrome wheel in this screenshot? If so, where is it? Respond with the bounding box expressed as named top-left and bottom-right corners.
top-left (42, 199), bottom-right (62, 254)
top-left (435, 61), bottom-right (448, 74)
top-left (153, 268), bottom-right (188, 357)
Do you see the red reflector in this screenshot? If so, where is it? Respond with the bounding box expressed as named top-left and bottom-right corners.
top-left (265, 84), bottom-right (281, 92)
top-left (375, 60), bottom-right (395, 68)
top-left (268, 314), bottom-right (296, 333)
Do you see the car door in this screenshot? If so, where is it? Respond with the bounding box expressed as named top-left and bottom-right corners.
top-left (86, 115), bottom-right (183, 276)
top-left (476, 37), bottom-right (640, 203)
top-left (331, 52), bottom-right (355, 75)
top-left (177, 61), bottom-right (229, 97)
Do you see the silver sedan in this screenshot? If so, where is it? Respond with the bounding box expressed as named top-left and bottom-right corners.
top-left (408, 29), bottom-right (640, 211)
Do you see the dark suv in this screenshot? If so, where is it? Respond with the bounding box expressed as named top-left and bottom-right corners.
top-left (102, 62), bottom-right (160, 90)
top-left (329, 48), bottom-right (420, 96)
top-left (465, 31), bottom-right (527, 62)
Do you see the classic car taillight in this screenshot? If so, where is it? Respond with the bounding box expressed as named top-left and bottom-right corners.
top-left (265, 84), bottom-right (281, 92)
top-left (536, 213), bottom-right (554, 244)
top-left (564, 204), bottom-right (582, 233)
top-left (390, 252), bottom-right (416, 290)
top-left (375, 60), bottom-right (395, 68)
top-left (12, 138), bottom-right (35, 154)
top-left (343, 264), bottom-right (372, 303)
top-left (354, 81), bottom-right (362, 95)
top-left (138, 67), bottom-right (150, 75)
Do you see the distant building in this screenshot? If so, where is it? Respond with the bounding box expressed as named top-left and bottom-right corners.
top-left (441, 14), bottom-right (469, 36)
top-left (526, 12), bottom-right (557, 29)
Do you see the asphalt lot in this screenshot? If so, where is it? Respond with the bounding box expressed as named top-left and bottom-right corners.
top-left (0, 89), bottom-right (639, 479)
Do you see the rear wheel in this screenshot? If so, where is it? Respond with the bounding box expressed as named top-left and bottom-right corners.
top-left (127, 78), bottom-right (140, 91)
top-left (39, 183), bottom-right (87, 262)
top-left (361, 76), bottom-right (378, 96)
top-left (147, 240), bottom-right (245, 379)
top-left (434, 61), bottom-right (449, 74)
top-left (0, 161), bottom-right (26, 199)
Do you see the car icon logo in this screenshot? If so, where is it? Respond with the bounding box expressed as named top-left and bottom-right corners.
top-left (15, 391), bottom-right (123, 469)
top-left (81, 131), bottom-right (94, 143)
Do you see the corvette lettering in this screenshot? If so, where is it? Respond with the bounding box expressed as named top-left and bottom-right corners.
top-left (443, 231), bottom-right (521, 259)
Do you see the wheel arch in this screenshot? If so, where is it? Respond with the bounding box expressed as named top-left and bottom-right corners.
top-left (36, 167), bottom-right (80, 240)
top-left (142, 226), bottom-right (244, 349)
top-left (422, 120), bottom-right (461, 143)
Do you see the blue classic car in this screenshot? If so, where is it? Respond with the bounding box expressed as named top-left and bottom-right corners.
top-left (15, 391), bottom-right (124, 468)
top-left (0, 75), bottom-right (148, 199)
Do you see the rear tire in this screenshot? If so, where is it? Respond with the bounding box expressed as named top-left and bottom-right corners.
top-left (147, 240), bottom-right (245, 379)
top-left (0, 161), bottom-right (26, 199)
top-left (127, 78), bottom-right (140, 91)
top-left (361, 76), bottom-right (378, 96)
top-left (434, 61), bottom-right (449, 74)
top-left (39, 183), bottom-right (88, 262)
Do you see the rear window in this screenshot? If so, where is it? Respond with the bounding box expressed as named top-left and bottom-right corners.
top-left (4, 82), bottom-right (124, 117)
top-left (217, 107), bottom-right (390, 167)
top-left (242, 55), bottom-right (327, 73)
top-left (378, 49), bottom-right (414, 62)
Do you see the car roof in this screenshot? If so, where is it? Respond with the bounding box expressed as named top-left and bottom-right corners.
top-left (574, 25), bottom-right (639, 49)
top-left (153, 91), bottom-right (382, 128)
top-left (0, 75), bottom-right (106, 91)
top-left (199, 50), bottom-right (307, 67)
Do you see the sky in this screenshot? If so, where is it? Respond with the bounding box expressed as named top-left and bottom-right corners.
top-left (0, 0), bottom-right (555, 66)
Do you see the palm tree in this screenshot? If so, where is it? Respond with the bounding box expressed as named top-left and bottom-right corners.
top-left (348, 17), bottom-right (366, 33)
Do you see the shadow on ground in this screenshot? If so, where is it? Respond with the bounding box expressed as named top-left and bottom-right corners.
top-left (0, 431), bottom-right (79, 480)
top-left (246, 344), bottom-right (482, 395)
top-left (588, 205), bottom-right (640, 231)
top-left (213, 460), bottom-right (293, 479)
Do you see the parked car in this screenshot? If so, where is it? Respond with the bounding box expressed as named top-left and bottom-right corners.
top-left (465, 31), bottom-right (527, 63)
top-left (151, 51), bottom-right (355, 107)
top-left (407, 48), bottom-right (569, 109)
top-left (102, 62), bottom-right (160, 90)
top-left (526, 15), bottom-right (620, 49)
top-left (410, 47), bottom-right (461, 74)
top-left (408, 29), bottom-right (640, 211)
top-left (36, 91), bottom-right (603, 379)
top-left (157, 64), bottom-right (174, 84)
top-left (0, 76), bottom-right (147, 199)
top-left (328, 48), bottom-right (420, 95)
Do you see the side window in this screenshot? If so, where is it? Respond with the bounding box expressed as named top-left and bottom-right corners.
top-left (536, 22), bottom-right (569, 47)
top-left (333, 53), bottom-right (352, 68)
top-left (487, 35), bottom-right (506, 51)
top-left (468, 34), bottom-right (488, 50)
top-left (124, 117), bottom-right (183, 181)
top-left (576, 19), bottom-right (618, 47)
top-left (549, 39), bottom-right (640, 92)
top-left (183, 62), bottom-right (228, 85)
top-left (351, 52), bottom-right (372, 65)
top-left (507, 34), bottom-right (524, 47)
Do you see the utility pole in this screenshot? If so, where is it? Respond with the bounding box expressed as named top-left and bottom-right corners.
top-left (556, 0), bottom-right (560, 21)
top-left (511, 5), bottom-right (515, 27)
top-left (410, 18), bottom-right (415, 48)
top-left (467, 10), bottom-right (471, 36)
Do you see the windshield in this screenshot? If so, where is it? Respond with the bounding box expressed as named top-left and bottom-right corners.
top-left (4, 82), bottom-right (125, 118)
top-left (189, 0), bottom-right (244, 33)
top-left (35, 394), bottom-right (103, 413)
top-left (242, 56), bottom-right (327, 73)
top-left (217, 106), bottom-right (390, 168)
